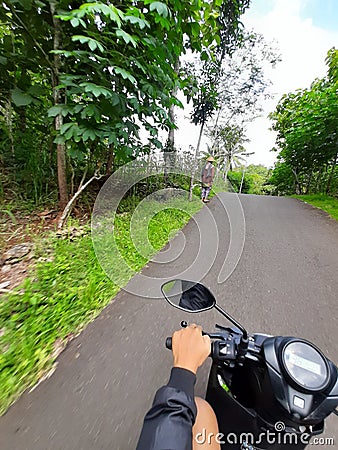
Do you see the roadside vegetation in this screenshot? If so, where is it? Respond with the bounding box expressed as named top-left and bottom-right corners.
top-left (293, 195), bottom-right (338, 221)
top-left (0, 197), bottom-right (201, 414)
top-left (268, 49), bottom-right (338, 197)
top-left (267, 48), bottom-right (338, 220)
top-left (227, 164), bottom-right (272, 195)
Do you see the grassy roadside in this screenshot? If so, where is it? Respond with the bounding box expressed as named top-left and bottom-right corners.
top-left (293, 194), bottom-right (338, 221)
top-left (0, 198), bottom-right (202, 414)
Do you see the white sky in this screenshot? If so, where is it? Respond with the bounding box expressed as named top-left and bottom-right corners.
top-left (174, 0), bottom-right (338, 168)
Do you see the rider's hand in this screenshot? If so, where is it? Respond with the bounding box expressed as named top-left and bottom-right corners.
top-left (172, 324), bottom-right (211, 374)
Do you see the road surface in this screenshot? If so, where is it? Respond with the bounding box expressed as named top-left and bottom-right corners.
top-left (0, 194), bottom-right (337, 449)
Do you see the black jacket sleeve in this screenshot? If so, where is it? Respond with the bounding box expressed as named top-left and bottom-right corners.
top-left (136, 367), bottom-right (197, 450)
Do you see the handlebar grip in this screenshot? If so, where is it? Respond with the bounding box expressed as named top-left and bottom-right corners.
top-left (166, 337), bottom-right (172, 350)
top-left (165, 337), bottom-right (214, 357)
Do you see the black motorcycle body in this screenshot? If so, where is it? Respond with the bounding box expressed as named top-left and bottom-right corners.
top-left (161, 279), bottom-right (338, 450)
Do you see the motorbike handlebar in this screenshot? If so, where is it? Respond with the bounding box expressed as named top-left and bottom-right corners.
top-left (165, 337), bottom-right (173, 349)
top-left (165, 336), bottom-right (215, 357)
top-left (165, 330), bottom-right (211, 350)
top-left (165, 334), bottom-right (236, 362)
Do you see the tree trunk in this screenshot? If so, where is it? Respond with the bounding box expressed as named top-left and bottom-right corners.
top-left (326, 152), bottom-right (338, 194)
top-left (224, 161), bottom-right (230, 181)
top-left (18, 68), bottom-right (27, 136)
top-left (18, 107), bottom-right (26, 134)
top-left (189, 122), bottom-right (205, 201)
top-left (55, 116), bottom-right (68, 208)
top-left (239, 167), bottom-right (246, 193)
top-left (164, 58), bottom-right (180, 185)
top-left (210, 107), bottom-right (222, 151)
top-left (50, 1), bottom-right (68, 209)
top-left (314, 169), bottom-right (322, 193)
top-left (58, 171), bottom-right (101, 229)
top-left (292, 169), bottom-right (301, 195)
top-left (106, 144), bottom-right (115, 177)
top-left (5, 98), bottom-right (14, 156)
top-left (319, 164), bottom-right (328, 193)
top-left (305, 171), bottom-right (313, 194)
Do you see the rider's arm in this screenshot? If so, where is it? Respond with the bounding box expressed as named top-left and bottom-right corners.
top-left (136, 325), bottom-right (210, 450)
top-left (136, 367), bottom-right (197, 450)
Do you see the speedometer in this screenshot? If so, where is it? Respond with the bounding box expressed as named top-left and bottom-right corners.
top-left (282, 341), bottom-right (330, 391)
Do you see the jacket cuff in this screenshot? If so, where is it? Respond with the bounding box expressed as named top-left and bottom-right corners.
top-left (167, 367), bottom-right (196, 399)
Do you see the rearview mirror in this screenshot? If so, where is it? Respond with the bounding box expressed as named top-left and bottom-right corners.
top-left (161, 279), bottom-right (216, 313)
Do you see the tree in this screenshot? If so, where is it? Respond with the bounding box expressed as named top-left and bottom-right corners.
top-left (0, 0), bottom-right (79, 207)
top-left (209, 30), bottom-right (281, 137)
top-left (188, 59), bottom-right (221, 200)
top-left (267, 161), bottom-right (294, 195)
top-left (189, 29), bottom-right (280, 190)
top-left (162, 0), bottom-right (252, 185)
top-left (245, 165), bottom-right (270, 194)
top-left (0, 0), bottom-right (257, 210)
top-left (205, 124), bottom-right (248, 179)
top-left (0, 4), bottom-right (57, 202)
top-left (269, 48), bottom-right (338, 195)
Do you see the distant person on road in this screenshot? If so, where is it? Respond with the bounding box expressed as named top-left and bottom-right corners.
top-left (201, 156), bottom-right (215, 203)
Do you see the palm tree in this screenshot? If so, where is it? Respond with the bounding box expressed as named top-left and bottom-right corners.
top-left (205, 124), bottom-right (249, 180)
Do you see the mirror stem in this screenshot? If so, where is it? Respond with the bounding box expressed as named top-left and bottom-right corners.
top-left (214, 304), bottom-right (248, 340)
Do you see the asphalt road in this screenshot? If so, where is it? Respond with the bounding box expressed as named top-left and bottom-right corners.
top-left (0, 194), bottom-right (337, 450)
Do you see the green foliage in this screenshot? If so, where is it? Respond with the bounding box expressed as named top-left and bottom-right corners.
top-left (268, 161), bottom-right (295, 195)
top-left (270, 48), bottom-right (338, 196)
top-left (148, 206), bottom-right (199, 250)
top-left (293, 195), bottom-right (338, 221)
top-left (245, 164), bottom-right (269, 177)
top-left (190, 60), bottom-right (221, 126)
top-left (227, 165), bottom-right (270, 194)
top-left (246, 174), bottom-right (266, 195)
top-left (217, 0), bottom-right (251, 56)
top-left (0, 233), bottom-right (116, 414)
top-left (0, 0), bottom-right (252, 206)
top-left (0, 197), bottom-right (202, 413)
top-left (206, 124), bottom-right (248, 171)
top-left (244, 164), bottom-right (271, 195)
top-left (227, 171), bottom-right (246, 192)
top-left (53, 1), bottom-right (176, 150)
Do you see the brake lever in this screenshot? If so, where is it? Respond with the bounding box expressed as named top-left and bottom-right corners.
top-left (208, 332), bottom-right (229, 340)
top-left (216, 323), bottom-right (242, 335)
top-left (180, 321), bottom-right (214, 338)
top-left (215, 323), bottom-right (228, 330)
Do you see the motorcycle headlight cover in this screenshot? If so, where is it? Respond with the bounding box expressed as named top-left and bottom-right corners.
top-left (282, 341), bottom-right (329, 391)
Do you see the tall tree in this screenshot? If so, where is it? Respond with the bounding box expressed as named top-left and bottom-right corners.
top-left (210, 31), bottom-right (280, 143)
top-left (163, 0), bottom-right (252, 183)
top-left (270, 48), bottom-right (338, 195)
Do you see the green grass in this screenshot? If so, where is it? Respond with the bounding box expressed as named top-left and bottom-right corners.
top-left (293, 194), bottom-right (338, 221)
top-left (0, 198), bottom-right (202, 414)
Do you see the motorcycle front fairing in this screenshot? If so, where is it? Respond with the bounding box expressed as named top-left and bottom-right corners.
top-left (206, 363), bottom-right (325, 450)
top-left (261, 336), bottom-right (338, 426)
top-left (205, 332), bottom-right (337, 450)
